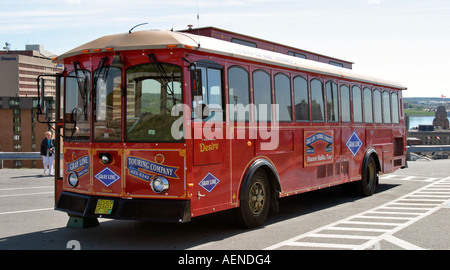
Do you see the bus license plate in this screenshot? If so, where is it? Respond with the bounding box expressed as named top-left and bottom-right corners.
top-left (94, 199), bottom-right (114, 215)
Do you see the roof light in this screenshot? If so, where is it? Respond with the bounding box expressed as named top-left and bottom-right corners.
top-left (185, 45), bottom-right (194, 49)
top-left (93, 48), bottom-right (102, 52)
top-left (105, 47), bottom-right (114, 51)
top-left (167, 44), bottom-right (177, 48)
top-left (81, 49), bottom-right (90, 54)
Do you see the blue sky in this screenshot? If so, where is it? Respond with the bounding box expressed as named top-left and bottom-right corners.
top-left (1, 0), bottom-right (449, 97)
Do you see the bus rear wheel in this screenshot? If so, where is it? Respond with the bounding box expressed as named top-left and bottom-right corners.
top-left (236, 170), bottom-right (271, 228)
top-left (356, 156), bottom-right (378, 196)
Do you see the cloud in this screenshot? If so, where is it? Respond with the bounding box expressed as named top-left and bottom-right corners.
top-left (67, 0), bottom-right (82, 4)
top-left (367, 0), bottom-right (381, 4)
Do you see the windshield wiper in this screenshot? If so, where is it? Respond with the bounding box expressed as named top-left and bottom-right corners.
top-left (92, 57), bottom-right (109, 121)
top-left (147, 53), bottom-right (176, 105)
top-left (73, 61), bottom-right (90, 121)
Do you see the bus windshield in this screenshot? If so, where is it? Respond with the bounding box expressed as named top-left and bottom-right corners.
top-left (65, 69), bottom-right (91, 140)
top-left (125, 63), bottom-right (183, 142)
top-left (94, 66), bottom-right (122, 141)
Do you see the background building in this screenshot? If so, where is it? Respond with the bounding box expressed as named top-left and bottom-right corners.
top-left (0, 44), bottom-right (62, 168)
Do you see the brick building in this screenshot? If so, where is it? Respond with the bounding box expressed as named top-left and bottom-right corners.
top-left (0, 45), bottom-right (62, 168)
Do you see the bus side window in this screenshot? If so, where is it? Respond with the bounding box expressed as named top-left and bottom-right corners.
top-left (364, 87), bottom-right (373, 123)
top-left (326, 81), bottom-right (339, 122)
top-left (352, 85), bottom-right (362, 123)
top-left (274, 73), bottom-right (293, 122)
top-left (228, 66), bottom-right (250, 122)
top-left (391, 92), bottom-right (399, 124)
top-left (373, 89), bottom-right (382, 123)
top-left (383, 91), bottom-right (391, 123)
top-left (294, 76), bottom-right (309, 122)
top-left (253, 70), bottom-right (272, 122)
top-left (191, 65), bottom-right (223, 121)
top-left (340, 85), bottom-right (351, 123)
top-left (311, 78), bottom-right (324, 122)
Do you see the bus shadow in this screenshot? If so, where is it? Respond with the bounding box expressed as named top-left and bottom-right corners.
top-left (0, 183), bottom-right (398, 250)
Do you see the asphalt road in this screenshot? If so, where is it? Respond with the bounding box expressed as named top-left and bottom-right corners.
top-left (0, 159), bottom-right (449, 251)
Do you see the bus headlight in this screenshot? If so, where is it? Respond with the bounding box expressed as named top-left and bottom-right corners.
top-left (150, 176), bottom-right (169, 193)
top-left (99, 153), bottom-right (112, 165)
top-left (68, 172), bottom-right (79, 187)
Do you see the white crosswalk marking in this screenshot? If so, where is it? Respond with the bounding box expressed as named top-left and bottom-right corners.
top-left (264, 176), bottom-right (450, 250)
top-left (379, 175), bottom-right (441, 182)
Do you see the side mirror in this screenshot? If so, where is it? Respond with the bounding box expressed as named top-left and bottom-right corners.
top-left (201, 103), bottom-right (210, 120)
top-left (39, 77), bottom-right (46, 113)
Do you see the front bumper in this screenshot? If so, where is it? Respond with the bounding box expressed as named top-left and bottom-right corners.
top-left (55, 191), bottom-right (191, 223)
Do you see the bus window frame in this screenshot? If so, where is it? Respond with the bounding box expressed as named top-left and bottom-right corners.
top-left (228, 65), bottom-right (251, 123)
top-left (373, 89), bottom-right (383, 124)
top-left (325, 79), bottom-right (339, 123)
top-left (252, 69), bottom-right (273, 123)
top-left (363, 86), bottom-right (373, 124)
top-left (310, 78), bottom-right (325, 123)
top-left (391, 91), bottom-right (400, 124)
top-left (124, 62), bottom-right (184, 143)
top-left (191, 60), bottom-right (225, 122)
top-left (352, 85), bottom-right (363, 123)
top-left (339, 84), bottom-right (351, 123)
top-left (382, 90), bottom-right (391, 124)
top-left (293, 74), bottom-right (310, 123)
top-left (274, 72), bottom-right (293, 123)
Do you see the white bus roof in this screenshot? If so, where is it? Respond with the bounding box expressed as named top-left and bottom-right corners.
top-left (57, 30), bottom-right (406, 90)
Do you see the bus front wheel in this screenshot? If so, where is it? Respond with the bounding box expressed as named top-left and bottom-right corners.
top-left (236, 170), bottom-right (271, 228)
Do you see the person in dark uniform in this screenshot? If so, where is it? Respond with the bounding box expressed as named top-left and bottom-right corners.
top-left (40, 131), bottom-right (55, 175)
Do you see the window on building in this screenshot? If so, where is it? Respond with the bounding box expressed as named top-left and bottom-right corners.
top-left (9, 99), bottom-right (20, 106)
top-left (231, 38), bottom-right (257, 48)
top-left (329, 61), bottom-right (344, 67)
top-left (288, 51), bottom-right (307, 59)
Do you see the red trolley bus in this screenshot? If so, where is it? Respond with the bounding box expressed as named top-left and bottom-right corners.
top-left (37, 29), bottom-right (407, 228)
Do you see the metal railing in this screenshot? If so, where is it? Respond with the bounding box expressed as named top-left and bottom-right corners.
top-left (0, 152), bottom-right (42, 160)
top-left (0, 152), bottom-right (55, 169)
top-left (406, 145), bottom-right (450, 152)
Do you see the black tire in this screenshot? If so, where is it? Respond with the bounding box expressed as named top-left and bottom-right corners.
top-left (356, 156), bottom-right (378, 196)
top-left (236, 170), bottom-right (271, 228)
